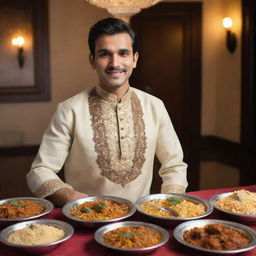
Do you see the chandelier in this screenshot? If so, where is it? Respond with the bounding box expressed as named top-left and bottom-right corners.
top-left (85, 0), bottom-right (162, 22)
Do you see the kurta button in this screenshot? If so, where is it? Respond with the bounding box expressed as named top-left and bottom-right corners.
top-left (120, 127), bottom-right (124, 130)
top-left (121, 136), bottom-right (124, 139)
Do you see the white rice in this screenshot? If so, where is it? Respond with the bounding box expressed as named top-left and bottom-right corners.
top-left (8, 224), bottom-right (65, 245)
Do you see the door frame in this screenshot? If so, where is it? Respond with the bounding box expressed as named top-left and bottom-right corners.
top-left (241, 0), bottom-right (256, 151)
top-left (131, 2), bottom-right (202, 191)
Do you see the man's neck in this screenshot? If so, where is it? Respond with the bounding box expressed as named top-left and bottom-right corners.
top-left (100, 84), bottom-right (129, 102)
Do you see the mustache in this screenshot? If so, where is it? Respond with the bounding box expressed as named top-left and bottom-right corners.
top-left (106, 67), bottom-right (127, 72)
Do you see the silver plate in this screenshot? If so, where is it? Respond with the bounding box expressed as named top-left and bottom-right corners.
top-left (210, 192), bottom-right (256, 223)
top-left (136, 193), bottom-right (213, 223)
top-left (94, 221), bottom-right (169, 253)
top-left (174, 219), bottom-right (256, 255)
top-left (0, 219), bottom-right (74, 254)
top-left (0, 197), bottom-right (54, 223)
top-left (62, 195), bottom-right (136, 227)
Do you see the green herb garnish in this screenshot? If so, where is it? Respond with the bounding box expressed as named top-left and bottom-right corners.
top-left (81, 207), bottom-right (91, 213)
top-left (10, 200), bottom-right (24, 208)
top-left (29, 224), bottom-right (35, 230)
top-left (119, 231), bottom-right (144, 238)
top-left (166, 197), bottom-right (183, 205)
top-left (95, 202), bottom-right (106, 212)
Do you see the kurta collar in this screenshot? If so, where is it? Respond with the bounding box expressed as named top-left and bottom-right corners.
top-left (95, 86), bottom-right (131, 103)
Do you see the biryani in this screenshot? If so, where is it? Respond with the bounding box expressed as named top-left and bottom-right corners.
top-left (140, 197), bottom-right (205, 218)
top-left (69, 199), bottom-right (130, 220)
top-left (103, 226), bottom-right (162, 248)
top-left (184, 224), bottom-right (250, 250)
top-left (8, 224), bottom-right (65, 245)
top-left (0, 200), bottom-right (45, 219)
top-left (215, 190), bottom-right (256, 215)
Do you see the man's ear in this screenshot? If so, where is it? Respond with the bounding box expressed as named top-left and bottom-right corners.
top-left (133, 52), bottom-right (139, 69)
top-left (89, 54), bottom-right (96, 69)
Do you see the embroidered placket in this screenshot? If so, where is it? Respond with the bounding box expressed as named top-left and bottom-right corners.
top-left (116, 103), bottom-right (126, 160)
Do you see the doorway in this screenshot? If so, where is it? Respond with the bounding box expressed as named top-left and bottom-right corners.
top-left (130, 2), bottom-right (202, 192)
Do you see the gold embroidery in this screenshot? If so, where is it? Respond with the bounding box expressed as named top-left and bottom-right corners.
top-left (161, 184), bottom-right (186, 194)
top-left (89, 89), bottom-right (147, 186)
top-left (35, 179), bottom-right (72, 198)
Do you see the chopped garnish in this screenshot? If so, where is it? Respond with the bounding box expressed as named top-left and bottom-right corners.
top-left (81, 207), bottom-right (91, 213)
top-left (166, 197), bottom-right (183, 205)
top-left (29, 224), bottom-right (35, 230)
top-left (236, 190), bottom-right (249, 202)
top-left (119, 231), bottom-right (144, 238)
top-left (10, 200), bottom-right (24, 208)
top-left (95, 202), bottom-right (106, 212)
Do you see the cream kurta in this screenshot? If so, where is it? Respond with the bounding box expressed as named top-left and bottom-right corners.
top-left (27, 87), bottom-right (188, 202)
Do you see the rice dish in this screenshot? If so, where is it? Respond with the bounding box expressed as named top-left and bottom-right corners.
top-left (8, 224), bottom-right (65, 245)
top-left (215, 190), bottom-right (256, 215)
top-left (140, 197), bottom-right (205, 218)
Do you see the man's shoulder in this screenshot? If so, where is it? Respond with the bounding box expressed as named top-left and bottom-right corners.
top-left (131, 87), bottom-right (164, 105)
top-left (59, 89), bottom-right (91, 108)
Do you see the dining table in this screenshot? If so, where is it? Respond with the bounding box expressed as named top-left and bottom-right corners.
top-left (1, 184), bottom-right (256, 256)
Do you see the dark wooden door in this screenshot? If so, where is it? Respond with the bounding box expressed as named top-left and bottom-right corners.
top-left (130, 2), bottom-right (202, 192)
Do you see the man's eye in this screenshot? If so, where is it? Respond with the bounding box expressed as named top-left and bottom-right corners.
top-left (99, 52), bottom-right (109, 57)
top-left (120, 51), bottom-right (129, 56)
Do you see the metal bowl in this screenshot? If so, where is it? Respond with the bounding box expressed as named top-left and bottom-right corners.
top-left (173, 219), bottom-right (256, 255)
top-left (210, 192), bottom-right (256, 224)
top-left (0, 219), bottom-right (74, 254)
top-left (94, 221), bottom-right (169, 253)
top-left (136, 193), bottom-right (213, 226)
top-left (0, 197), bottom-right (54, 226)
top-left (62, 195), bottom-right (136, 228)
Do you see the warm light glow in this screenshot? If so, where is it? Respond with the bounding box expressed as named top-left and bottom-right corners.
top-left (222, 17), bottom-right (233, 29)
top-left (85, 0), bottom-right (161, 22)
top-left (12, 36), bottom-right (25, 47)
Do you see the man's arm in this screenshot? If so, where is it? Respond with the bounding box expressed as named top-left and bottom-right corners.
top-left (155, 101), bottom-right (188, 193)
top-left (27, 103), bottom-right (86, 206)
top-left (46, 187), bottom-right (87, 207)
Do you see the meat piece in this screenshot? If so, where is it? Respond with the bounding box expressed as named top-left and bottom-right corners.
top-left (183, 224), bottom-right (250, 250)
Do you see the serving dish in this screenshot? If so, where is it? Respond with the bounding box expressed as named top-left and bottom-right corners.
top-left (0, 219), bottom-right (74, 254)
top-left (136, 193), bottom-right (213, 226)
top-left (94, 221), bottom-right (169, 253)
top-left (62, 195), bottom-right (136, 228)
top-left (0, 197), bottom-right (54, 226)
top-left (210, 191), bottom-right (256, 224)
top-left (173, 219), bottom-right (256, 255)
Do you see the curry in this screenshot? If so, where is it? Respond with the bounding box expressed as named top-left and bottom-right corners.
top-left (103, 226), bottom-right (162, 248)
top-left (0, 200), bottom-right (45, 219)
top-left (69, 199), bottom-right (130, 220)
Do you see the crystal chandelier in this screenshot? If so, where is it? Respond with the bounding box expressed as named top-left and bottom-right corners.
top-left (85, 0), bottom-right (162, 22)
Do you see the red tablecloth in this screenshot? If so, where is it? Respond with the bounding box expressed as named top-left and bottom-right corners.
top-left (1, 185), bottom-right (256, 256)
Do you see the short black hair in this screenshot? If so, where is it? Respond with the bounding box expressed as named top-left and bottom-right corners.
top-left (88, 17), bottom-right (137, 56)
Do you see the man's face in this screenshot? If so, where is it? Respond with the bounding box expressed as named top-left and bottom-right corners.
top-left (89, 33), bottom-right (138, 92)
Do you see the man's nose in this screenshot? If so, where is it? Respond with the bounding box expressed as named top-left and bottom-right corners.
top-left (109, 54), bottom-right (120, 67)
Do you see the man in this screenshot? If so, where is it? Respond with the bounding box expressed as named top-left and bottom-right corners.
top-left (27, 18), bottom-right (188, 207)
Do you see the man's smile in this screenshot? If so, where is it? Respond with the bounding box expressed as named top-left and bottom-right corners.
top-left (105, 67), bottom-right (127, 78)
top-left (105, 67), bottom-right (127, 74)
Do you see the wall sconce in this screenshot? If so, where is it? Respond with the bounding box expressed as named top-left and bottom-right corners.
top-left (11, 36), bottom-right (25, 68)
top-left (222, 17), bottom-right (237, 54)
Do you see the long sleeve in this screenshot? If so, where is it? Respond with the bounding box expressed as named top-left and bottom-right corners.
top-left (26, 104), bottom-right (73, 198)
top-left (155, 102), bottom-right (188, 193)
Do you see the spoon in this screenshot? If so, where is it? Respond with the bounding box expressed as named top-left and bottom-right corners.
top-left (159, 207), bottom-right (179, 217)
top-left (145, 206), bottom-right (179, 217)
